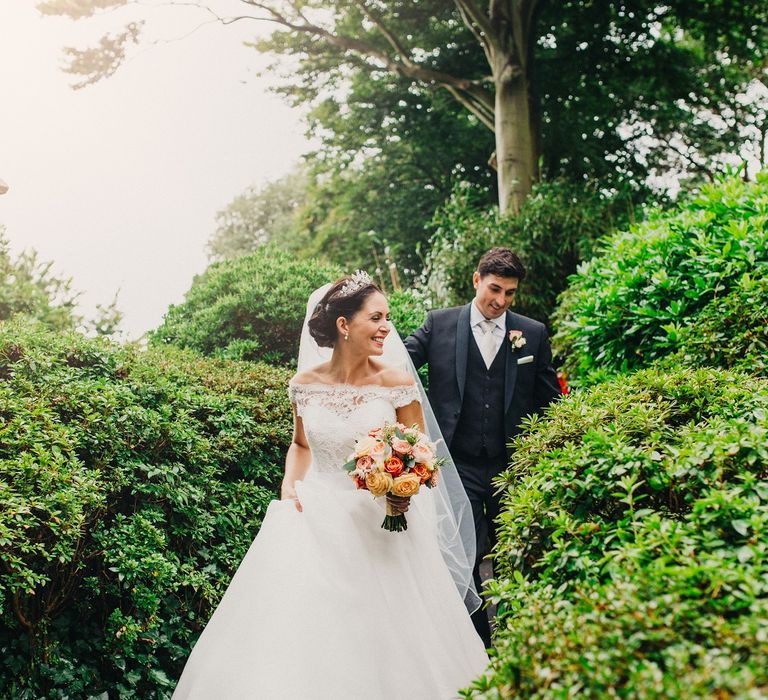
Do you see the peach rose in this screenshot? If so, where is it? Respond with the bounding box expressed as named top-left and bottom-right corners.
top-left (391, 438), bottom-right (412, 455)
top-left (384, 456), bottom-right (405, 477)
top-left (411, 463), bottom-right (431, 484)
top-left (370, 440), bottom-right (392, 463)
top-left (392, 473), bottom-right (421, 497)
top-left (411, 442), bottom-right (435, 464)
top-left (355, 435), bottom-right (379, 457)
top-left (365, 471), bottom-right (394, 497)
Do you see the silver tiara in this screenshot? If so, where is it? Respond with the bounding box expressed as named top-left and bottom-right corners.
top-left (339, 270), bottom-right (373, 297)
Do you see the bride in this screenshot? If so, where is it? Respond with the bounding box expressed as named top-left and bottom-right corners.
top-left (172, 272), bottom-right (489, 699)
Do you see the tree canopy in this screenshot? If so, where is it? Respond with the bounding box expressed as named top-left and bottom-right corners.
top-left (40, 0), bottom-right (768, 213)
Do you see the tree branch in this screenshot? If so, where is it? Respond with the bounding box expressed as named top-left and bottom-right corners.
top-left (351, 0), bottom-right (413, 66)
top-left (445, 85), bottom-right (495, 130)
top-left (453, 0), bottom-right (495, 58)
top-left (242, 1), bottom-right (495, 114)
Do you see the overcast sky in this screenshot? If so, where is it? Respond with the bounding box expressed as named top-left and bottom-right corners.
top-left (0, 2), bottom-right (310, 339)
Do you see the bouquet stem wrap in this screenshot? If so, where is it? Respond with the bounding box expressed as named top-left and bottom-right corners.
top-left (382, 499), bottom-right (408, 532)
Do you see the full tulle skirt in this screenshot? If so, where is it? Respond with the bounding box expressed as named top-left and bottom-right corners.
top-left (172, 472), bottom-right (489, 699)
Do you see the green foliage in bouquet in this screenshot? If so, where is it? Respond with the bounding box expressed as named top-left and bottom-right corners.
top-left (554, 174), bottom-right (768, 382)
top-left (424, 179), bottom-right (633, 324)
top-left (464, 367), bottom-right (768, 698)
top-left (0, 319), bottom-right (293, 698)
top-left (150, 245), bottom-right (342, 365)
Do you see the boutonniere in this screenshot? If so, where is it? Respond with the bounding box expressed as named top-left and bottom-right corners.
top-left (508, 330), bottom-right (527, 350)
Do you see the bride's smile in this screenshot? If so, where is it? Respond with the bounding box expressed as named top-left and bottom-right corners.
top-left (341, 291), bottom-right (391, 355)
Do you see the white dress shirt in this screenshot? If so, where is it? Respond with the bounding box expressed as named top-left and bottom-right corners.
top-left (470, 301), bottom-right (505, 367)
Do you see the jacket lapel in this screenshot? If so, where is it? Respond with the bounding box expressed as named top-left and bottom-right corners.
top-left (504, 310), bottom-right (518, 413)
top-left (455, 304), bottom-right (471, 403)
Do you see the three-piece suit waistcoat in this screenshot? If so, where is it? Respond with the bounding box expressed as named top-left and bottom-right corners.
top-left (451, 331), bottom-right (507, 458)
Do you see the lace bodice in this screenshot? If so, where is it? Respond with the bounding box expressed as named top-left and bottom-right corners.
top-left (288, 383), bottom-right (421, 473)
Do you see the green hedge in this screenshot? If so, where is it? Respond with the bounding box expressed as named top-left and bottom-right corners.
top-left (150, 246), bottom-right (342, 365)
top-left (0, 320), bottom-right (293, 698)
top-left (554, 174), bottom-right (768, 383)
top-left (465, 367), bottom-right (768, 698)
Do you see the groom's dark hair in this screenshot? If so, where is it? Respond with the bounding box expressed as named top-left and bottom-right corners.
top-left (477, 247), bottom-right (526, 281)
top-left (308, 275), bottom-right (383, 347)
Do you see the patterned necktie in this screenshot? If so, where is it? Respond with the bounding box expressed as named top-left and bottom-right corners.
top-left (478, 318), bottom-right (497, 369)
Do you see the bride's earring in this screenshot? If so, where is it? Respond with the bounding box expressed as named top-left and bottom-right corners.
top-left (344, 333), bottom-right (349, 341)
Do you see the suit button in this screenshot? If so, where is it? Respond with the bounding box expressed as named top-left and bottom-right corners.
top-left (485, 403), bottom-right (490, 409)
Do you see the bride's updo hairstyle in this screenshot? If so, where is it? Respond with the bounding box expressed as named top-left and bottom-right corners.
top-left (308, 271), bottom-right (383, 348)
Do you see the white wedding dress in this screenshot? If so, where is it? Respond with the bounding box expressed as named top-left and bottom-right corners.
top-left (172, 382), bottom-right (488, 700)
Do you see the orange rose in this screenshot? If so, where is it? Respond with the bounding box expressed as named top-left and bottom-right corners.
top-left (384, 456), bottom-right (405, 477)
top-left (392, 473), bottom-right (421, 497)
top-left (365, 471), bottom-right (394, 497)
top-left (411, 463), bottom-right (431, 484)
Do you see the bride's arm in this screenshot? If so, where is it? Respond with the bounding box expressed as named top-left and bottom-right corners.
top-left (282, 406), bottom-right (311, 512)
top-left (396, 399), bottom-right (426, 433)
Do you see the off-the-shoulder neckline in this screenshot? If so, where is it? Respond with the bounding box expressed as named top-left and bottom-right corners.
top-left (289, 381), bottom-right (416, 391)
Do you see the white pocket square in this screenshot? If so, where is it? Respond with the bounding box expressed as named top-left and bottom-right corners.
top-left (517, 355), bottom-right (535, 365)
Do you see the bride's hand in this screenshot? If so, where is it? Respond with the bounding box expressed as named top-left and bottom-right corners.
top-left (281, 482), bottom-right (303, 512)
top-left (386, 494), bottom-right (410, 513)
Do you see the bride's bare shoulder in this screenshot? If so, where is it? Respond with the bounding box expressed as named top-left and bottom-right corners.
top-left (290, 363), bottom-right (332, 386)
top-left (368, 360), bottom-right (414, 388)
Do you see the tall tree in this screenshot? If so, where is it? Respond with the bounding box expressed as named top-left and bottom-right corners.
top-left (40, 0), bottom-right (768, 212)
top-left (208, 165), bottom-right (310, 262)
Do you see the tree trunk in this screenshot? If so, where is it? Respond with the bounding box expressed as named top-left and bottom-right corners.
top-left (494, 63), bottom-right (536, 214)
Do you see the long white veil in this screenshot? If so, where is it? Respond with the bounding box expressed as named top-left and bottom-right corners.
top-left (298, 284), bottom-right (480, 613)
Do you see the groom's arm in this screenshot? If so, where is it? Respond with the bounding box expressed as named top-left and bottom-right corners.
top-left (403, 312), bottom-right (433, 370)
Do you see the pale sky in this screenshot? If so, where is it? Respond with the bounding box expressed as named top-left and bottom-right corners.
top-left (0, 2), bottom-right (311, 339)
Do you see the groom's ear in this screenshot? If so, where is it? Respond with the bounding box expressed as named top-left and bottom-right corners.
top-left (472, 271), bottom-right (480, 289)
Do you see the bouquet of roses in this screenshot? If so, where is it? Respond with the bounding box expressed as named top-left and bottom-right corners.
top-left (343, 423), bottom-right (442, 532)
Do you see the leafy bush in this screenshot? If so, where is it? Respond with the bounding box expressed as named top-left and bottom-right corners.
top-left (554, 174), bottom-right (768, 382)
top-left (387, 287), bottom-right (430, 338)
top-left (465, 367), bottom-right (768, 698)
top-left (671, 272), bottom-right (768, 376)
top-left (150, 246), bottom-right (342, 364)
top-left (0, 225), bottom-right (79, 331)
top-left (424, 179), bottom-right (633, 324)
top-left (0, 320), bottom-right (293, 698)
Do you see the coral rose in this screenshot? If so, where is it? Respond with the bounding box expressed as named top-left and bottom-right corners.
top-left (392, 473), bottom-right (421, 497)
top-left (384, 456), bottom-right (405, 477)
top-left (365, 471), bottom-right (394, 497)
top-left (411, 463), bottom-right (431, 484)
top-left (356, 455), bottom-right (374, 474)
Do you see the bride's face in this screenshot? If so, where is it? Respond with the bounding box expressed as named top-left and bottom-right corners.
top-left (346, 291), bottom-right (391, 355)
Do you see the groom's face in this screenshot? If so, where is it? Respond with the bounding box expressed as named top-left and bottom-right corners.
top-left (473, 272), bottom-right (519, 319)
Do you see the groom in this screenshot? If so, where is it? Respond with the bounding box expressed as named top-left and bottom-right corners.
top-left (404, 247), bottom-right (561, 646)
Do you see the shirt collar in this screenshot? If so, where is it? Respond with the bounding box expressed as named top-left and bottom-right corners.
top-left (470, 301), bottom-right (505, 331)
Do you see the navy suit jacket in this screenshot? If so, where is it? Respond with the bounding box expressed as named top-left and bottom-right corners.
top-left (404, 304), bottom-right (561, 457)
